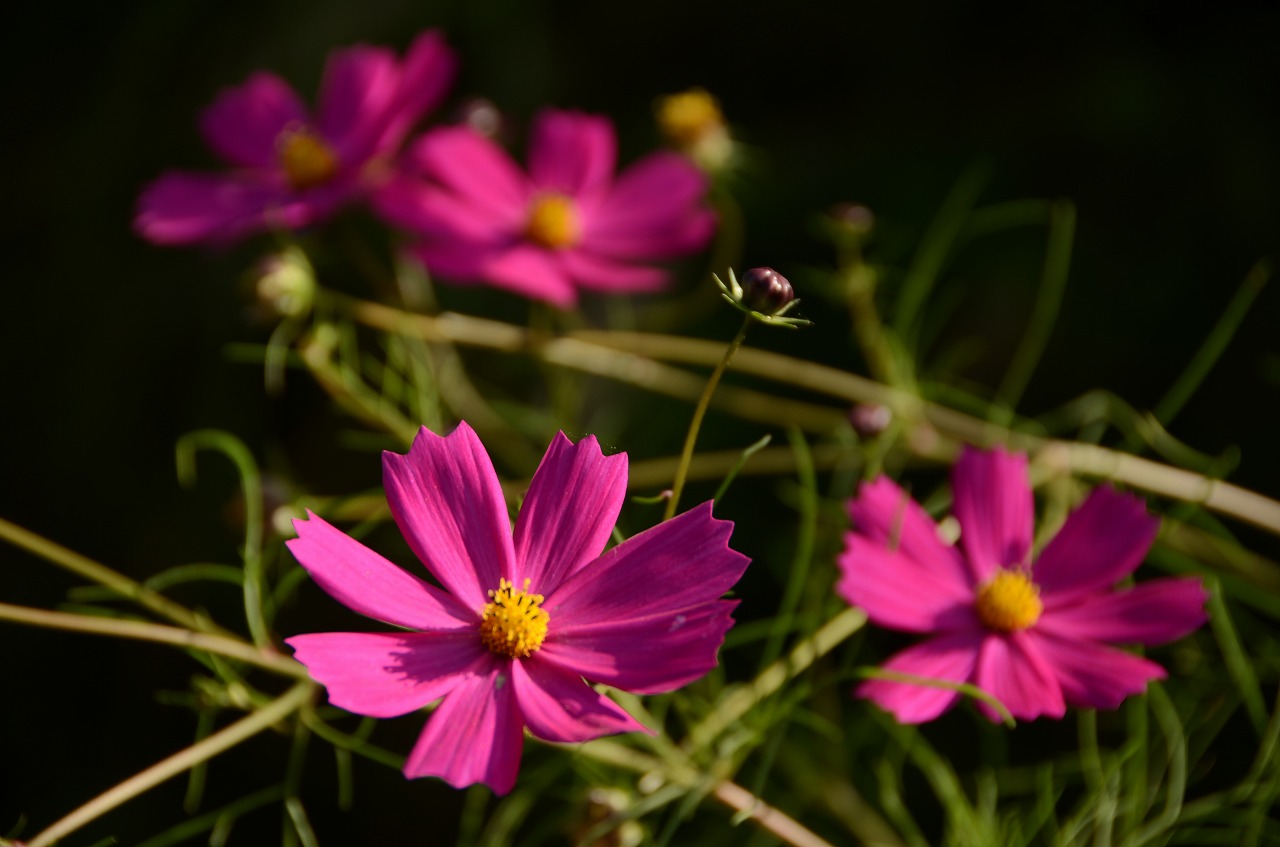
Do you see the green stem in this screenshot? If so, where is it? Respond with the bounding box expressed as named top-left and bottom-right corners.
top-left (685, 606), bottom-right (868, 751)
top-left (664, 316), bottom-right (750, 520)
top-left (0, 602), bottom-right (307, 679)
top-left (0, 517), bottom-right (234, 638)
top-left (27, 683), bottom-right (312, 847)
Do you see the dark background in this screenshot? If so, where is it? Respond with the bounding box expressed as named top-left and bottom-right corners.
top-left (3, 1), bottom-right (1279, 844)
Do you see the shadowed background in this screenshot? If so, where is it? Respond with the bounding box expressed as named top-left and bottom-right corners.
top-left (3, 1), bottom-right (1279, 843)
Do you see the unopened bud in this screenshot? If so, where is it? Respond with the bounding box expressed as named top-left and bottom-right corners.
top-left (739, 267), bottom-right (794, 314)
top-left (829, 203), bottom-right (875, 236)
top-left (252, 246), bottom-right (314, 318)
top-left (848, 403), bottom-right (892, 438)
top-left (454, 97), bottom-right (507, 140)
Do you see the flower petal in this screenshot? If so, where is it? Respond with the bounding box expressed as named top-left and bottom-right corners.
top-left (378, 30), bottom-right (457, 151)
top-left (286, 510), bottom-right (475, 630)
top-left (403, 665), bottom-right (524, 794)
top-left (383, 423), bottom-right (517, 612)
top-left (847, 476), bottom-right (973, 592)
top-left (512, 432), bottom-right (626, 591)
top-left (953, 447), bottom-right (1034, 581)
top-left (1032, 486), bottom-right (1160, 599)
top-left (286, 631), bottom-right (487, 718)
top-left (836, 534), bottom-right (978, 633)
top-left (198, 72), bottom-right (309, 169)
top-left (974, 631), bottom-right (1065, 721)
top-left (316, 42), bottom-right (400, 165)
top-left (1024, 630), bottom-right (1168, 710)
top-left (538, 601), bottom-right (738, 695)
top-left (134, 171), bottom-right (309, 246)
top-left (408, 241), bottom-right (579, 307)
top-left (407, 127), bottom-right (530, 224)
top-left (528, 110), bottom-right (616, 203)
top-left (539, 502), bottom-right (748, 693)
top-left (512, 659), bottom-right (647, 743)
top-left (1039, 577), bottom-right (1207, 645)
top-left (560, 251), bottom-right (671, 294)
top-left (374, 179), bottom-right (515, 243)
top-left (856, 632), bottom-right (983, 724)
top-left (582, 152), bottom-right (714, 260)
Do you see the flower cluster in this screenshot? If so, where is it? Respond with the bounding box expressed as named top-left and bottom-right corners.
top-left (136, 32), bottom-right (716, 306)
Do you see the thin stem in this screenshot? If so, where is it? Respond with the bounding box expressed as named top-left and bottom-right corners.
top-left (0, 602), bottom-right (307, 679)
top-left (0, 516), bottom-right (235, 638)
top-left (27, 682), bottom-right (312, 847)
top-left (685, 606), bottom-right (868, 751)
top-left (663, 316), bottom-right (751, 520)
top-left (711, 781), bottom-right (838, 847)
top-left (339, 297), bottom-right (1280, 536)
top-left (570, 740), bottom-right (837, 847)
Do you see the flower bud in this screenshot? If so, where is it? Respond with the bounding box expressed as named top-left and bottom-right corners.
top-left (848, 403), bottom-right (892, 438)
top-left (251, 246), bottom-right (315, 319)
top-left (739, 267), bottom-right (794, 314)
top-left (829, 202), bottom-right (875, 237)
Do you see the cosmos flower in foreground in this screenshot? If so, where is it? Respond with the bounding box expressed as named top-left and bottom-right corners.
top-left (135, 31), bottom-right (455, 245)
top-left (286, 422), bottom-right (749, 793)
top-left (373, 109), bottom-right (717, 306)
top-left (837, 447), bottom-right (1207, 723)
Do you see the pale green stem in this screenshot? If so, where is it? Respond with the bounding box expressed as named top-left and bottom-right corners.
top-left (663, 316), bottom-right (750, 521)
top-left (27, 683), bottom-right (312, 847)
top-left (685, 606), bottom-right (868, 751)
top-left (568, 740), bottom-right (837, 847)
top-left (340, 297), bottom-right (1280, 535)
top-left (0, 517), bottom-right (235, 638)
top-left (0, 602), bottom-right (307, 679)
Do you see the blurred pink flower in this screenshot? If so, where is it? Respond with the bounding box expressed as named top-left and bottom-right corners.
top-left (135, 31), bottom-right (456, 245)
top-left (286, 422), bottom-right (749, 794)
top-left (837, 447), bottom-right (1207, 723)
top-left (374, 109), bottom-right (717, 306)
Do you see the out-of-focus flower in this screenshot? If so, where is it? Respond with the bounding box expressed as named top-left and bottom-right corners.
top-left (655, 88), bottom-right (734, 172)
top-left (135, 31), bottom-right (456, 246)
top-left (286, 422), bottom-right (749, 794)
top-left (837, 447), bottom-right (1207, 723)
top-left (374, 109), bottom-right (717, 307)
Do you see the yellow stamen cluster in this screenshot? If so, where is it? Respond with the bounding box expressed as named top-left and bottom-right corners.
top-left (524, 194), bottom-right (579, 249)
top-left (277, 125), bottom-right (338, 191)
top-left (656, 88), bottom-right (725, 148)
top-left (480, 578), bottom-right (549, 659)
top-left (975, 569), bottom-right (1043, 632)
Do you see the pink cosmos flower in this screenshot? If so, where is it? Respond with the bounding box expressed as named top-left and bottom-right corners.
top-left (837, 447), bottom-right (1207, 723)
top-left (373, 109), bottom-right (717, 306)
top-left (135, 31), bottom-right (456, 246)
top-left (286, 422), bottom-right (749, 794)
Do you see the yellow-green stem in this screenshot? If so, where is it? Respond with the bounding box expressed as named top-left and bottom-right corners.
top-left (664, 316), bottom-right (751, 520)
top-left (0, 517), bottom-right (235, 638)
top-left (27, 683), bottom-right (312, 847)
top-left (0, 602), bottom-right (307, 679)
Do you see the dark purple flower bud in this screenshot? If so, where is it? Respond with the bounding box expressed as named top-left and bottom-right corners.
top-left (848, 403), bottom-right (892, 438)
top-left (740, 266), bottom-right (794, 314)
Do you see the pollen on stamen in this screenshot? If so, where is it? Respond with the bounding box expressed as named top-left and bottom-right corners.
top-left (975, 569), bottom-right (1043, 632)
top-left (277, 125), bottom-right (338, 191)
top-left (524, 194), bottom-right (579, 249)
top-left (480, 578), bottom-right (550, 659)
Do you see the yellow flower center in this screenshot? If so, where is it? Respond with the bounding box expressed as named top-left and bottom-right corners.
top-left (524, 194), bottom-right (579, 249)
top-left (974, 569), bottom-right (1043, 632)
top-left (480, 578), bottom-right (549, 659)
top-left (277, 125), bottom-right (338, 191)
top-left (656, 88), bottom-right (725, 147)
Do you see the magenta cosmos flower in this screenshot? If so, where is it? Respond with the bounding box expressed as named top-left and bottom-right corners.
top-left (286, 422), bottom-right (749, 794)
top-left (373, 109), bottom-right (717, 306)
top-left (135, 31), bottom-right (456, 246)
top-left (837, 447), bottom-right (1207, 723)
